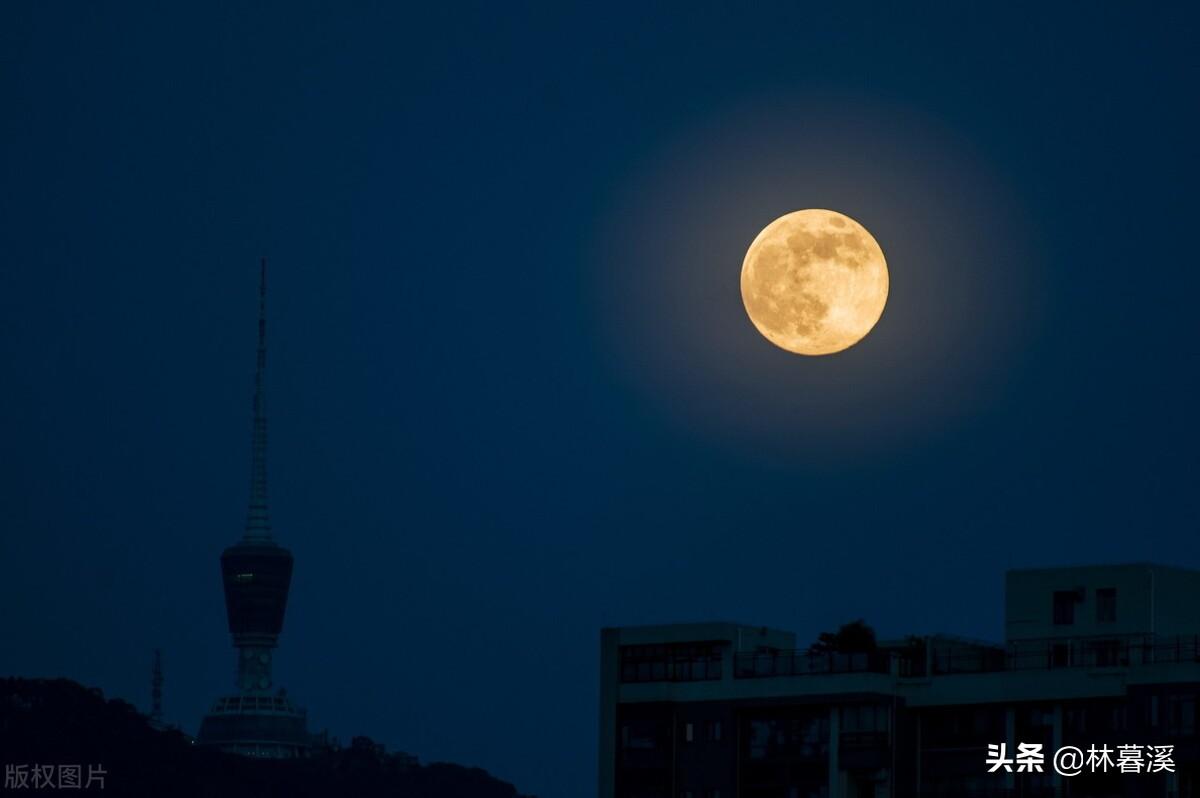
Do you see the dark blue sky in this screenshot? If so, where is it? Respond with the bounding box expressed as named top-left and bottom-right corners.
top-left (2, 4), bottom-right (1199, 797)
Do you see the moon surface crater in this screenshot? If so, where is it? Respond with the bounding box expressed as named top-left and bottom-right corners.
top-left (740, 209), bottom-right (888, 355)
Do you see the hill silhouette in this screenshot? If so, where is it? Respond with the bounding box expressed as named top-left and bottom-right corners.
top-left (1, 678), bottom-right (532, 798)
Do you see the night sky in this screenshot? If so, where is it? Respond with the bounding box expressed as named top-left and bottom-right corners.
top-left (3, 4), bottom-right (1199, 797)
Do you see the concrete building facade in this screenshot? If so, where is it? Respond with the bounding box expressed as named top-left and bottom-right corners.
top-left (599, 564), bottom-right (1200, 798)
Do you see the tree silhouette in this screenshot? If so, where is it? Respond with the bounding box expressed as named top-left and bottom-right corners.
top-left (0, 678), bottom-right (533, 798)
top-left (808, 619), bottom-right (877, 654)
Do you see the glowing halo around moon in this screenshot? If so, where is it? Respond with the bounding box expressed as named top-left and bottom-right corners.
top-left (740, 209), bottom-right (889, 355)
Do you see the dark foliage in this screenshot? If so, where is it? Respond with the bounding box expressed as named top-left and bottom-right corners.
top-left (0, 678), bottom-right (532, 798)
top-left (808, 619), bottom-right (877, 654)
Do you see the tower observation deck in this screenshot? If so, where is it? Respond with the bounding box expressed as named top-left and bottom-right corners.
top-left (197, 260), bottom-right (311, 758)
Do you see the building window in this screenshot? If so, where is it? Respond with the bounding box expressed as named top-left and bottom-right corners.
top-left (620, 721), bottom-right (659, 751)
top-left (1170, 695), bottom-right (1196, 737)
top-left (685, 723), bottom-right (694, 742)
top-left (747, 714), bottom-right (830, 761)
top-left (707, 720), bottom-right (722, 742)
top-left (1090, 639), bottom-right (1122, 667)
top-left (1097, 587), bottom-right (1117, 623)
top-left (619, 642), bottom-right (725, 683)
top-left (1053, 590), bottom-right (1076, 625)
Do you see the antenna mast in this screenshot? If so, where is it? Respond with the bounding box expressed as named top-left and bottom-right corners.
top-left (244, 258), bottom-right (271, 540)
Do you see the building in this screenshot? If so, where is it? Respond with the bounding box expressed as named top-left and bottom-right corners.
top-left (599, 564), bottom-right (1200, 798)
top-left (196, 261), bottom-right (311, 758)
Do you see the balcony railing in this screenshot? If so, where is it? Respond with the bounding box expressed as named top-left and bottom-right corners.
top-left (917, 789), bottom-right (1061, 798)
top-left (735, 650), bottom-right (892, 679)
top-left (619, 641), bottom-right (724, 683)
top-left (734, 635), bottom-right (1200, 680)
top-left (929, 633), bottom-right (1200, 675)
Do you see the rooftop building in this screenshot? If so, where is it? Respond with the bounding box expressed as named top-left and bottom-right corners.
top-left (599, 563), bottom-right (1200, 798)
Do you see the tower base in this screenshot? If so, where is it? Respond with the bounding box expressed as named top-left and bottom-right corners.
top-left (196, 692), bottom-right (310, 758)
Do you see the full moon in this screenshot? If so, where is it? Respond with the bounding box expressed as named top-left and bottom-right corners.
top-left (741, 209), bottom-right (888, 355)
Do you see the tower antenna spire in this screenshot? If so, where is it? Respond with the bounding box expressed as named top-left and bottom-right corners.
top-left (245, 257), bottom-right (271, 540)
top-left (199, 258), bottom-right (307, 756)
